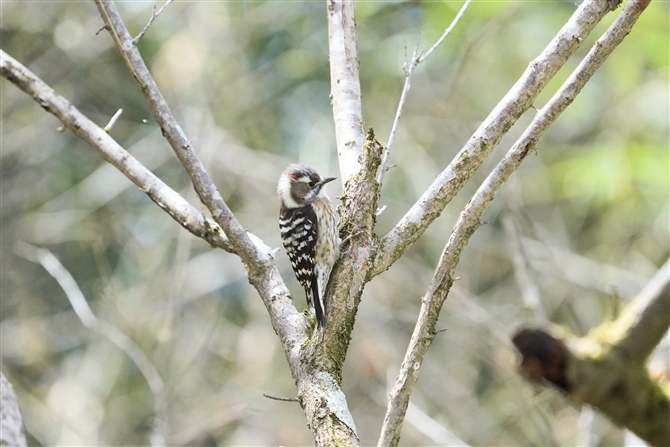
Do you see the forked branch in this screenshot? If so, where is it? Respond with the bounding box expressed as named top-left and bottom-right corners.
top-left (379, 0), bottom-right (650, 443)
top-left (370, 0), bottom-right (622, 279)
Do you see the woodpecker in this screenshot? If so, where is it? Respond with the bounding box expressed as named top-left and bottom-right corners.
top-left (278, 164), bottom-right (340, 328)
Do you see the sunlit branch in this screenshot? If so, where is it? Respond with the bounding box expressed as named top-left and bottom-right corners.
top-left (378, 0), bottom-right (648, 443)
top-left (0, 50), bottom-right (233, 253)
top-left (327, 0), bottom-right (365, 184)
top-left (513, 259), bottom-right (669, 446)
top-left (370, 0), bottom-right (621, 279)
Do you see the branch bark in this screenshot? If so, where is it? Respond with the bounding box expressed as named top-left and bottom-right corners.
top-left (95, 2), bottom-right (366, 445)
top-left (370, 0), bottom-right (622, 279)
top-left (328, 0), bottom-right (365, 184)
top-left (0, 50), bottom-right (232, 253)
top-left (378, 0), bottom-right (650, 443)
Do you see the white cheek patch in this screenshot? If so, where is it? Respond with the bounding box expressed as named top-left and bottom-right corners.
top-left (279, 176), bottom-right (300, 208)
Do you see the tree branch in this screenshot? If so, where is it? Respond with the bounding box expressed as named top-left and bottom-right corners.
top-left (512, 260), bottom-right (669, 446)
top-left (327, 0), bottom-right (365, 184)
top-left (378, 0), bottom-right (649, 443)
top-left (133, 0), bottom-right (174, 44)
top-left (0, 50), bottom-right (232, 253)
top-left (596, 258), bottom-right (670, 363)
top-left (93, 0), bottom-right (259, 265)
top-left (370, 0), bottom-right (622, 279)
top-left (94, 2), bottom-right (363, 445)
top-left (318, 129), bottom-right (383, 374)
top-left (377, 0), bottom-right (471, 184)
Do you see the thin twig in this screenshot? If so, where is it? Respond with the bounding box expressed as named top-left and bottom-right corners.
top-left (262, 393), bottom-right (300, 403)
top-left (377, 0), bottom-right (471, 184)
top-left (15, 242), bottom-right (167, 447)
top-left (376, 43), bottom-right (419, 184)
top-left (133, 0), bottom-right (174, 44)
top-left (418, 0), bottom-right (472, 64)
top-left (103, 108), bottom-right (123, 132)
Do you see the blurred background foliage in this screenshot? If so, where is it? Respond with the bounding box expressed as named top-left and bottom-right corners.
top-left (1, 0), bottom-right (668, 445)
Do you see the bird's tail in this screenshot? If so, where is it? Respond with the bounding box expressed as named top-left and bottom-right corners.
top-left (311, 280), bottom-right (325, 328)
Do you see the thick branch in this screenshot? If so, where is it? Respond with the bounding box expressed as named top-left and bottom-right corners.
top-left (512, 260), bottom-right (669, 446)
top-left (318, 129), bottom-right (383, 375)
top-left (378, 0), bottom-right (649, 443)
top-left (0, 50), bottom-right (232, 253)
top-left (95, 3), bottom-right (361, 445)
top-left (328, 0), bottom-right (365, 184)
top-left (370, 0), bottom-right (621, 278)
top-left (614, 259), bottom-right (670, 361)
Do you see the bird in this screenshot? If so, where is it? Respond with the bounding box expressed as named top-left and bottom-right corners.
top-left (277, 164), bottom-right (340, 328)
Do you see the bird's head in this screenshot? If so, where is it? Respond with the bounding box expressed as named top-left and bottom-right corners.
top-left (277, 164), bottom-right (337, 208)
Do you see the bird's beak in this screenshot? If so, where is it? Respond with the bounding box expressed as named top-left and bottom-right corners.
top-left (320, 177), bottom-right (337, 185)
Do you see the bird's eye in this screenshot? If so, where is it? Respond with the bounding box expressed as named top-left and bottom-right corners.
top-left (308, 181), bottom-right (316, 187)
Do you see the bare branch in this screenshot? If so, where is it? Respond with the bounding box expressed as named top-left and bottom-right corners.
top-left (103, 107), bottom-right (123, 132)
top-left (262, 393), bottom-right (300, 403)
top-left (512, 258), bottom-right (670, 447)
top-left (377, 0), bottom-right (471, 184)
top-left (16, 243), bottom-right (167, 447)
top-left (94, 3), bottom-right (362, 445)
top-left (613, 258), bottom-right (670, 361)
top-left (328, 0), bottom-right (365, 184)
top-left (133, 0), bottom-right (174, 44)
top-left (0, 50), bottom-right (233, 253)
top-left (378, 0), bottom-right (649, 443)
top-left (370, 0), bottom-right (622, 279)
top-left (91, 0), bottom-right (310, 350)
top-left (94, 0), bottom-right (259, 264)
